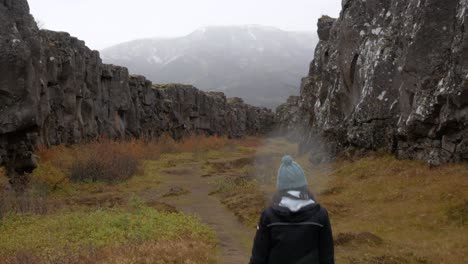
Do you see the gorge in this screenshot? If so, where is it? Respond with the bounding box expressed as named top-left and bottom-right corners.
top-left (1, 0), bottom-right (467, 180)
top-left (0, 0), bottom-right (274, 176)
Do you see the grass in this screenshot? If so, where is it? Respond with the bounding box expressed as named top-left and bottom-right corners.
top-left (0, 202), bottom-right (216, 263)
top-left (324, 154), bottom-right (468, 263)
top-left (0, 135), bottom-right (242, 263)
top-left (210, 170), bottom-right (265, 227)
top-left (23, 135), bottom-right (236, 197)
top-left (206, 138), bottom-right (468, 263)
top-left (2, 136), bottom-right (467, 263)
top-left (208, 163), bottom-right (266, 227)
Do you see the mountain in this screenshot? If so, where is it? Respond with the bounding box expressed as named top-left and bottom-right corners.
top-left (101, 25), bottom-right (317, 108)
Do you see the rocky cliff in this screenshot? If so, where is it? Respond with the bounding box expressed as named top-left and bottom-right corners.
top-left (0, 0), bottom-right (275, 175)
top-left (278, 0), bottom-right (468, 165)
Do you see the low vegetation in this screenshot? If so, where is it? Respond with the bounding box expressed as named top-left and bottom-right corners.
top-left (209, 138), bottom-right (468, 263)
top-left (0, 204), bottom-right (216, 263)
top-left (326, 154), bottom-right (467, 263)
top-left (0, 135), bottom-right (238, 263)
top-left (36, 138), bottom-right (145, 184)
top-left (1, 136), bottom-right (466, 263)
top-left (209, 163), bottom-right (266, 227)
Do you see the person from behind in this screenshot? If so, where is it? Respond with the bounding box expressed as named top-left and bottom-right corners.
top-left (249, 155), bottom-right (334, 264)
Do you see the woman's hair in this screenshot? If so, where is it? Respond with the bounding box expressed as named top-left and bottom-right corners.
top-left (271, 186), bottom-right (316, 205)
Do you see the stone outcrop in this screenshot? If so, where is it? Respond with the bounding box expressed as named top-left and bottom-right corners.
top-left (0, 0), bottom-right (274, 175)
top-left (275, 96), bottom-right (301, 139)
top-left (278, 0), bottom-right (468, 165)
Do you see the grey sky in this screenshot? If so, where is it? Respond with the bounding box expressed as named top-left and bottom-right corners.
top-left (28, 0), bottom-right (342, 50)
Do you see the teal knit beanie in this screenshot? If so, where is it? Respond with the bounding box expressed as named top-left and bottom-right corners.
top-left (277, 155), bottom-right (308, 191)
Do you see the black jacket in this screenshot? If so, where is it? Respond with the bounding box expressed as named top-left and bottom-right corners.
top-left (249, 202), bottom-right (334, 264)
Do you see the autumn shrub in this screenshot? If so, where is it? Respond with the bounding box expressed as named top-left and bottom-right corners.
top-left (69, 139), bottom-right (143, 183)
top-left (33, 135), bottom-right (251, 186)
top-left (0, 190), bottom-right (56, 219)
top-left (140, 134), bottom-right (233, 156)
top-left (234, 136), bottom-right (262, 148)
top-left (35, 144), bottom-right (75, 172)
top-left (30, 162), bottom-right (68, 193)
top-left (140, 133), bottom-right (177, 159)
top-left (177, 135), bottom-right (232, 153)
top-left (1, 166), bottom-right (62, 218)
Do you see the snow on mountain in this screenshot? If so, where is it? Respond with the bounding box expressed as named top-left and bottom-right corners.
top-left (101, 25), bottom-right (317, 108)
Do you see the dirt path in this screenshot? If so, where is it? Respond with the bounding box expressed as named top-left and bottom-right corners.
top-left (156, 161), bottom-right (254, 264)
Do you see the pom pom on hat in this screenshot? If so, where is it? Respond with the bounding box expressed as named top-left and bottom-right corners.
top-left (277, 155), bottom-right (308, 191)
top-left (281, 155), bottom-right (294, 166)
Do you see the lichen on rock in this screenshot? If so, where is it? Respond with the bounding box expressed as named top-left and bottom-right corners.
top-left (277, 0), bottom-right (468, 165)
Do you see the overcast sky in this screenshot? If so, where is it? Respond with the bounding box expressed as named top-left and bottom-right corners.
top-left (28, 0), bottom-right (342, 50)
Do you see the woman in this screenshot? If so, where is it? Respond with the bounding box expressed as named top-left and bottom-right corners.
top-left (249, 155), bottom-right (334, 264)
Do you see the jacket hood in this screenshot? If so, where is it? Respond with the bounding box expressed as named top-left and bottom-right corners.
top-left (271, 200), bottom-right (322, 222)
top-left (279, 196), bottom-right (315, 212)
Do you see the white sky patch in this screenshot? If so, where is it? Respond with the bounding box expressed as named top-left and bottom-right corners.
top-left (28, 0), bottom-right (342, 50)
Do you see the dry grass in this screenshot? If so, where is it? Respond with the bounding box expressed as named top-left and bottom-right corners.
top-left (37, 139), bottom-right (144, 184)
top-left (0, 136), bottom-right (240, 263)
top-left (209, 138), bottom-right (468, 264)
top-left (141, 134), bottom-right (234, 157)
top-left (85, 240), bottom-right (217, 264)
top-left (321, 155), bottom-right (468, 263)
top-left (30, 135), bottom-right (234, 188)
top-left (176, 135), bottom-right (233, 153)
top-left (208, 162), bottom-right (266, 227)
top-left (211, 173), bottom-right (265, 227)
top-left (0, 190), bottom-right (61, 218)
top-left (4, 136), bottom-right (466, 263)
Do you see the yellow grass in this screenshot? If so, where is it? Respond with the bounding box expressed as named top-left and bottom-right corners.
top-left (210, 138), bottom-right (468, 263)
top-left (2, 136), bottom-right (466, 263)
top-left (320, 155), bottom-right (468, 263)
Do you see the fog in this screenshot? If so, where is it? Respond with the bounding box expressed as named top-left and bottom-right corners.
top-left (28, 0), bottom-right (342, 50)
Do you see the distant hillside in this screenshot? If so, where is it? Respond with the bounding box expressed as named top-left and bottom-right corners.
top-left (101, 26), bottom-right (317, 108)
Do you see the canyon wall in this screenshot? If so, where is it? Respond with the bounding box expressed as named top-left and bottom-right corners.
top-left (0, 0), bottom-right (274, 175)
top-left (278, 0), bottom-right (468, 165)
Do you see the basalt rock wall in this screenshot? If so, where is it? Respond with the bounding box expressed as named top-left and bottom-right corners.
top-left (278, 0), bottom-right (468, 165)
top-left (0, 0), bottom-right (275, 175)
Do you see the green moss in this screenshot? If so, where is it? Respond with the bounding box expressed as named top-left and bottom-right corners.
top-left (0, 205), bottom-right (215, 258)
